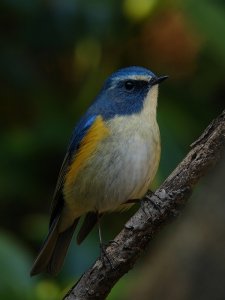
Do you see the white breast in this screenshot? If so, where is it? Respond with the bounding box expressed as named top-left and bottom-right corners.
top-left (104, 85), bottom-right (161, 206)
top-left (66, 85), bottom-right (161, 214)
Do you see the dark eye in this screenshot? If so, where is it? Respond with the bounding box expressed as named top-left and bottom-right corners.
top-left (124, 80), bottom-right (135, 91)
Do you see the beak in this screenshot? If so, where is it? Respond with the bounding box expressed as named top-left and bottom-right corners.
top-left (150, 75), bottom-right (168, 86)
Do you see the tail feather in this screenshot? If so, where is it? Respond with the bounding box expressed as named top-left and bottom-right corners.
top-left (30, 217), bottom-right (79, 276)
top-left (47, 218), bottom-right (79, 276)
top-left (77, 212), bottom-right (102, 245)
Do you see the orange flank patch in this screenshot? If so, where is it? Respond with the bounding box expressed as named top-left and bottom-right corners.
top-left (63, 116), bottom-right (110, 201)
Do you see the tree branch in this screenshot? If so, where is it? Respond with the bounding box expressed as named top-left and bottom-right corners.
top-left (64, 110), bottom-right (225, 300)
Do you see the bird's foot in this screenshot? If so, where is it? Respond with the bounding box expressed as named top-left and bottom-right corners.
top-left (100, 243), bottom-right (115, 270)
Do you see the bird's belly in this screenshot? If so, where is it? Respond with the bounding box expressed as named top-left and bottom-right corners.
top-left (64, 128), bottom-right (160, 214)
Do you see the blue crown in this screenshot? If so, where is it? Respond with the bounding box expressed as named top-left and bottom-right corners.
top-left (108, 66), bottom-right (156, 81)
top-left (86, 66), bottom-right (157, 120)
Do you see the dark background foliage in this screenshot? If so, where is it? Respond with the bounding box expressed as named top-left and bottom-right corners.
top-left (0, 0), bottom-right (224, 299)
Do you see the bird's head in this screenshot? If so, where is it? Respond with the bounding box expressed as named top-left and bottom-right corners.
top-left (91, 66), bottom-right (167, 119)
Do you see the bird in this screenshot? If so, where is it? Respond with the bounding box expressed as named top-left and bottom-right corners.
top-left (30, 66), bottom-right (167, 276)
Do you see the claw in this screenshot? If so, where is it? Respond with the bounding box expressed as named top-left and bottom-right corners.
top-left (99, 243), bottom-right (115, 269)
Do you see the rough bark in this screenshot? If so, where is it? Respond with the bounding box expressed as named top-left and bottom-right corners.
top-left (64, 110), bottom-right (225, 300)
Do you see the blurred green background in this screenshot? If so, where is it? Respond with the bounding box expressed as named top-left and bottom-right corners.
top-left (0, 0), bottom-right (224, 299)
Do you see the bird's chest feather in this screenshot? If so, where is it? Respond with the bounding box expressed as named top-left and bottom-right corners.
top-left (105, 114), bottom-right (160, 199)
top-left (64, 112), bottom-right (160, 214)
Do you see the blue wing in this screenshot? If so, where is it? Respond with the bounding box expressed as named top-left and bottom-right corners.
top-left (49, 114), bottom-right (96, 227)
